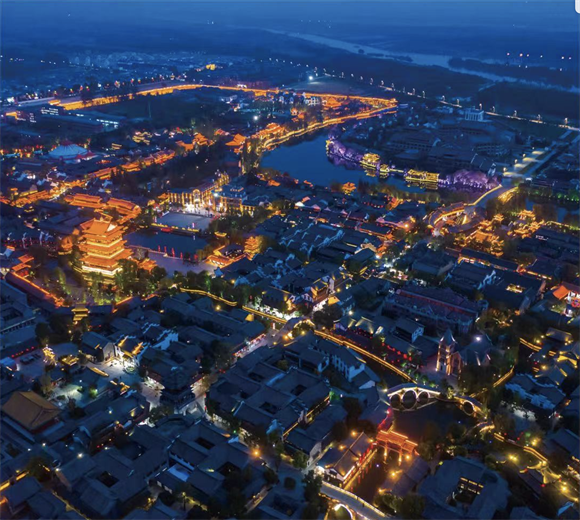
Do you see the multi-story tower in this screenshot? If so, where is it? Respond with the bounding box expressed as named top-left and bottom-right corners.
top-left (77, 217), bottom-right (132, 280)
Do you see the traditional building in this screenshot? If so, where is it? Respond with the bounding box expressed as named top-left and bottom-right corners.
top-left (76, 217), bottom-right (132, 280)
top-left (168, 173), bottom-right (229, 210)
top-left (436, 329), bottom-right (457, 375)
top-left (245, 235), bottom-right (262, 259)
top-left (405, 169), bottom-right (440, 190)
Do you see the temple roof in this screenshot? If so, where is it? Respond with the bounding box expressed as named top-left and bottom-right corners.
top-left (2, 391), bottom-right (61, 431)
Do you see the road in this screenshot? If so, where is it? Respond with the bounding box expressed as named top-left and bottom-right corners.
top-left (321, 482), bottom-right (388, 520)
top-left (176, 287), bottom-right (414, 383)
top-left (502, 148), bottom-right (559, 180)
top-left (46, 81), bottom-right (397, 112)
top-left (472, 184), bottom-right (514, 208)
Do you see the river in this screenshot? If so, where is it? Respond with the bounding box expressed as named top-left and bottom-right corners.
top-left (267, 30), bottom-right (579, 93)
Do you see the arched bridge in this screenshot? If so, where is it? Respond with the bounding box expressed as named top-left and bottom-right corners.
top-left (385, 383), bottom-right (442, 410)
top-left (386, 383), bottom-right (484, 416)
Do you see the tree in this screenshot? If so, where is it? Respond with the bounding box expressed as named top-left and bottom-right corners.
top-left (302, 503), bottom-right (320, 520)
top-left (148, 405), bottom-right (173, 424)
top-left (292, 450), bottom-right (308, 469)
top-left (276, 359), bottom-right (289, 372)
top-left (302, 470), bottom-right (326, 517)
top-left (25, 455), bottom-right (52, 482)
top-left (312, 304), bottom-right (342, 330)
top-left (39, 373), bottom-right (53, 397)
top-left (400, 493), bottom-right (425, 519)
top-left (35, 322), bottom-right (51, 347)
top-left (378, 492), bottom-right (401, 514)
top-left (80, 87), bottom-right (94, 105)
top-left (331, 421), bottom-right (348, 442)
top-left (187, 506), bottom-right (207, 519)
top-left (53, 266), bottom-right (67, 287)
top-left (493, 410), bottom-right (516, 438)
top-left (446, 423), bottom-right (466, 443)
top-left (417, 421), bottom-right (442, 461)
top-left (264, 467), bottom-right (278, 485)
top-left (211, 340), bottom-right (233, 371)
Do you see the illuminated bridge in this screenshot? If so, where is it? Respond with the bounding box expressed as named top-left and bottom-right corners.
top-left (386, 383), bottom-right (485, 417)
top-left (385, 383), bottom-right (442, 410)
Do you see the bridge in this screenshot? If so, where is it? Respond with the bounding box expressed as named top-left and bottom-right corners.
top-left (180, 287), bottom-right (237, 307)
top-left (385, 383), bottom-right (441, 410)
top-left (178, 287), bottom-right (289, 324)
top-left (321, 482), bottom-right (388, 520)
top-left (427, 184), bottom-right (518, 233)
top-left (385, 383), bottom-right (485, 417)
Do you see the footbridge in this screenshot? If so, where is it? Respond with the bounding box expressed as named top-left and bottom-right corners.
top-left (385, 383), bottom-right (442, 410)
top-left (386, 383), bottom-right (485, 416)
top-left (427, 184), bottom-right (518, 233)
top-left (321, 482), bottom-right (388, 520)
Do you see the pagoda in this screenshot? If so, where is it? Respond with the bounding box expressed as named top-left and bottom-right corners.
top-left (77, 217), bottom-right (132, 280)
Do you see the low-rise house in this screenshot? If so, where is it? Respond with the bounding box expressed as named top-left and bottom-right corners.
top-left (447, 262), bottom-right (496, 294)
top-left (80, 331), bottom-right (116, 363)
top-left (58, 447), bottom-right (151, 518)
top-left (285, 405), bottom-right (347, 464)
top-left (385, 285), bottom-right (484, 334)
top-left (390, 456), bottom-right (431, 497)
top-left (313, 338), bottom-right (367, 384)
top-left (73, 390), bottom-right (150, 451)
top-left (254, 467), bottom-right (307, 520)
top-left (284, 339), bottom-right (329, 374)
top-left (483, 270), bottom-right (545, 314)
top-left (543, 428), bottom-right (580, 472)
top-left (317, 432), bottom-right (374, 486)
top-left (419, 457), bottom-right (510, 520)
top-left (392, 317), bottom-right (425, 343)
top-left (0, 280), bottom-right (38, 358)
top-left (412, 250), bottom-right (455, 278)
top-left (162, 419), bottom-right (267, 505)
top-left (505, 374), bottom-right (565, 414)
top-left (2, 476), bottom-right (42, 517)
top-left (458, 248), bottom-right (518, 272)
top-left (208, 348), bottom-right (330, 436)
top-left (124, 500), bottom-right (185, 520)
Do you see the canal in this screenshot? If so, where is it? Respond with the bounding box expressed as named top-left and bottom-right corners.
top-left (392, 400), bottom-right (476, 444)
top-left (349, 401), bottom-right (477, 504)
